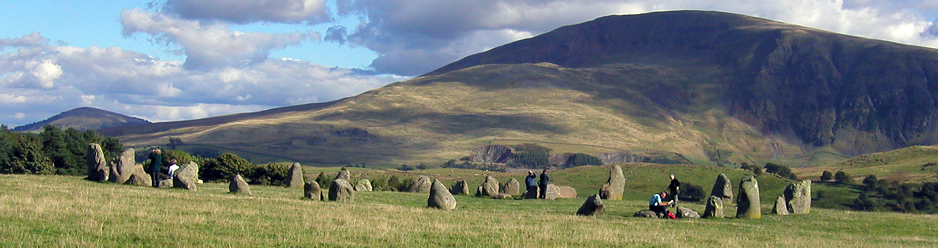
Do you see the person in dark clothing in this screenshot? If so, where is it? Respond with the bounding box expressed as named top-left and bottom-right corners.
top-left (148, 148), bottom-right (163, 187)
top-left (524, 170), bottom-right (538, 199)
top-left (668, 174), bottom-right (681, 205)
top-left (538, 169), bottom-right (550, 199)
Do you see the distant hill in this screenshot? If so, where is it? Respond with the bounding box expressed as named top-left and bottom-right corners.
top-left (14, 107), bottom-right (150, 132)
top-left (100, 11), bottom-right (938, 167)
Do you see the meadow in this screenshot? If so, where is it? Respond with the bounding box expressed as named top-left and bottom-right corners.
top-left (2, 173), bottom-right (937, 247)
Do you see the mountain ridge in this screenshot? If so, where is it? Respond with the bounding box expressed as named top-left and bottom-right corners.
top-left (13, 107), bottom-right (150, 132)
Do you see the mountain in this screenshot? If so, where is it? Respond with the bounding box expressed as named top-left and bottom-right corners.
top-left (13, 107), bottom-right (150, 132)
top-left (101, 10), bottom-right (938, 166)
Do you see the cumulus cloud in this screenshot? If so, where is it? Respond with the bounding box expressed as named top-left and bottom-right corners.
top-left (332, 0), bottom-right (938, 76)
top-left (162, 0), bottom-right (331, 24)
top-left (0, 32), bottom-right (403, 127)
top-left (120, 8), bottom-right (319, 70)
top-left (0, 32), bottom-right (49, 47)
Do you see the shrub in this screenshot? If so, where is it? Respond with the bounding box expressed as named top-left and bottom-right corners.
top-left (315, 172), bottom-right (333, 189)
top-left (820, 171), bottom-right (833, 181)
top-left (834, 171), bottom-right (855, 185)
top-left (680, 182), bottom-right (706, 202)
top-left (200, 153), bottom-right (254, 182)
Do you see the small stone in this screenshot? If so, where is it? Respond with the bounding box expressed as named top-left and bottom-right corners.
top-left (576, 194), bottom-right (604, 216)
top-left (229, 174), bottom-right (252, 195)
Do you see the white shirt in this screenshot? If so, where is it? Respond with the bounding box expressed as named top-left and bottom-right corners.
top-left (168, 164), bottom-right (180, 178)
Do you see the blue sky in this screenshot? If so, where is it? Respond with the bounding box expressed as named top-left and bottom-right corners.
top-left (3, 0), bottom-right (938, 127)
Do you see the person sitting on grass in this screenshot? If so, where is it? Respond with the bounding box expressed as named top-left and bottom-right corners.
top-left (649, 191), bottom-right (674, 217)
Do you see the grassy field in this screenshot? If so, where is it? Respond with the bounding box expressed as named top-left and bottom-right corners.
top-left (3, 174), bottom-right (937, 247)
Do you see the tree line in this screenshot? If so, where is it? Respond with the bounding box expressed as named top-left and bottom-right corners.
top-left (0, 125), bottom-right (121, 175)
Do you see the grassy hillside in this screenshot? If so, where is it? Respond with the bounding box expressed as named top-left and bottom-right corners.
top-left (792, 145), bottom-right (938, 184)
top-left (2, 174), bottom-right (936, 247)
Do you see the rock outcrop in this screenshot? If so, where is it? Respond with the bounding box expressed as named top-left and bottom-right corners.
top-left (304, 181), bottom-right (323, 200)
top-left (785, 180), bottom-right (812, 214)
top-left (85, 144), bottom-right (108, 181)
top-left (354, 179), bottom-right (373, 192)
top-left (597, 152), bottom-right (649, 164)
top-left (470, 145), bottom-right (513, 164)
top-left (703, 196), bottom-right (724, 218)
top-left (599, 165), bottom-right (625, 200)
top-left (735, 176), bottom-right (761, 219)
top-left (450, 180), bottom-right (469, 195)
top-left (229, 174), bottom-right (252, 195)
top-left (576, 194), bottom-right (604, 216)
top-left (329, 179), bottom-right (354, 202)
top-left (408, 176), bottom-right (432, 193)
top-left (173, 162), bottom-right (199, 191)
top-left (428, 179), bottom-right (457, 210)
top-left (286, 163), bottom-right (304, 188)
top-left (710, 173), bottom-right (733, 202)
top-left (502, 178), bottom-right (521, 195)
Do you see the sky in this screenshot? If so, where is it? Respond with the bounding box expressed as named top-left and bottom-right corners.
top-left (3, 0), bottom-right (938, 127)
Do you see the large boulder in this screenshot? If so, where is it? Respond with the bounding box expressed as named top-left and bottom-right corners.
top-left (329, 179), bottom-right (355, 202)
top-left (229, 174), bottom-right (252, 195)
top-left (710, 173), bottom-right (733, 202)
top-left (735, 176), bottom-right (761, 219)
top-left (477, 176), bottom-right (499, 197)
top-left (172, 162), bottom-right (199, 191)
top-left (125, 165), bottom-right (152, 186)
top-left (108, 148), bottom-right (135, 184)
top-left (158, 179), bottom-right (174, 188)
top-left (428, 179), bottom-right (457, 210)
top-left (450, 180), bottom-right (470, 195)
top-left (304, 181), bottom-right (324, 200)
top-left (773, 196), bottom-right (790, 215)
top-left (676, 206), bottom-right (700, 218)
top-left (599, 165), bottom-right (625, 200)
top-left (543, 184), bottom-right (562, 200)
top-left (502, 178), bottom-right (521, 196)
top-left (558, 185), bottom-right (577, 199)
top-left (785, 180), bottom-right (812, 214)
top-left (354, 179), bottom-right (373, 192)
top-left (634, 210), bottom-right (659, 218)
top-left (335, 168), bottom-right (351, 181)
top-left (85, 143), bottom-right (108, 181)
top-left (408, 176), bottom-right (432, 193)
top-left (576, 194), bottom-right (604, 216)
top-left (702, 196), bottom-right (724, 218)
top-left (286, 163), bottom-right (305, 188)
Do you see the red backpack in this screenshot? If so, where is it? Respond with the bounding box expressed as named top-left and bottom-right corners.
top-left (666, 211), bottom-right (677, 219)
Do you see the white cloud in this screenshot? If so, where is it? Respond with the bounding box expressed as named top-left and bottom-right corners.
top-left (120, 8), bottom-right (319, 70)
top-left (163, 0), bottom-right (331, 24)
top-left (0, 93), bottom-right (27, 104)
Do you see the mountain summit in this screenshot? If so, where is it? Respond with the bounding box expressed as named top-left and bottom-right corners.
top-left (14, 107), bottom-right (150, 132)
top-left (102, 11), bottom-right (938, 166)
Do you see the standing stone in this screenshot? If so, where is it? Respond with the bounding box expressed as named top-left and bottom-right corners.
top-left (408, 176), bottom-right (432, 193)
top-left (502, 178), bottom-right (521, 196)
top-left (304, 181), bottom-right (323, 200)
top-left (478, 176), bottom-right (499, 197)
top-left (703, 196), bottom-right (724, 218)
top-left (125, 173), bottom-right (150, 186)
top-left (354, 179), bottom-right (373, 192)
top-left (599, 165), bottom-right (626, 200)
top-left (736, 176), bottom-right (761, 219)
top-left (108, 148), bottom-right (135, 183)
top-left (335, 168), bottom-right (351, 181)
top-left (543, 184), bottom-right (562, 200)
top-left (229, 174), bottom-right (252, 195)
top-left (710, 173), bottom-right (733, 202)
top-left (677, 206), bottom-right (700, 218)
top-left (286, 163), bottom-right (304, 188)
top-left (450, 180), bottom-right (469, 195)
top-left (773, 196), bottom-right (789, 215)
top-left (173, 162), bottom-right (199, 191)
top-left (785, 180), bottom-right (812, 214)
top-left (576, 194), bottom-right (605, 216)
top-left (428, 179), bottom-right (457, 210)
top-left (329, 179), bottom-right (355, 202)
top-left (558, 185), bottom-right (578, 199)
top-left (85, 144), bottom-right (108, 181)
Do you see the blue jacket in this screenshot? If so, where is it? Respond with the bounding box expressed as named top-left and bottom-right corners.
top-left (525, 174), bottom-right (536, 187)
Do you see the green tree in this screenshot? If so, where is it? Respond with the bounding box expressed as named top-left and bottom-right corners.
top-left (569, 153), bottom-right (603, 167)
top-left (862, 175), bottom-right (878, 193)
top-left (680, 182), bottom-right (706, 202)
top-left (834, 171), bottom-right (854, 184)
top-left (200, 153), bottom-right (253, 182)
top-left (820, 170), bottom-right (833, 181)
top-left (853, 192), bottom-right (875, 211)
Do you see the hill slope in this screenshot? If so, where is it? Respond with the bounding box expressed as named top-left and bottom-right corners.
top-left (13, 107), bottom-right (150, 132)
top-left (101, 11), bottom-right (938, 166)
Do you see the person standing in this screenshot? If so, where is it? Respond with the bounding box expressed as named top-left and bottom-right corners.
top-left (167, 159), bottom-right (180, 179)
top-left (649, 191), bottom-right (674, 217)
top-left (524, 170), bottom-right (538, 199)
top-left (538, 169), bottom-right (550, 199)
top-left (668, 174), bottom-right (681, 206)
top-left (148, 148), bottom-right (163, 187)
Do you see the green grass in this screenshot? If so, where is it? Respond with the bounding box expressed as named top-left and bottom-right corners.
top-left (2, 174), bottom-right (937, 247)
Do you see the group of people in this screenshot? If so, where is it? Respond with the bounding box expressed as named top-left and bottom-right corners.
top-left (146, 148), bottom-right (180, 188)
top-left (649, 174), bottom-right (681, 218)
top-left (524, 169), bottom-right (551, 199)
